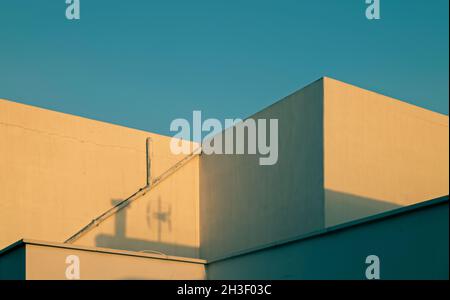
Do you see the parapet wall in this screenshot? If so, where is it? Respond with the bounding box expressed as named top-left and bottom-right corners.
top-left (0, 99), bottom-right (200, 257)
top-left (323, 78), bottom-right (449, 226)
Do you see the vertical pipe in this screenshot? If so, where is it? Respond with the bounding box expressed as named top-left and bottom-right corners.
top-left (146, 137), bottom-right (152, 187)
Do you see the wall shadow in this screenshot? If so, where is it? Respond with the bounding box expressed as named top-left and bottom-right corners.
top-left (95, 199), bottom-right (198, 258)
top-left (325, 189), bottom-right (403, 227)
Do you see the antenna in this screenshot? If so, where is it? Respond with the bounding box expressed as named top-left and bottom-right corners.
top-left (146, 137), bottom-right (152, 187)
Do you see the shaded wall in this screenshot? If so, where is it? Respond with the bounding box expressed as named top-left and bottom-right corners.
top-left (323, 78), bottom-right (450, 226)
top-left (0, 99), bottom-right (199, 255)
top-left (0, 243), bottom-right (25, 280)
top-left (199, 79), bottom-right (325, 260)
top-left (207, 199), bottom-right (449, 280)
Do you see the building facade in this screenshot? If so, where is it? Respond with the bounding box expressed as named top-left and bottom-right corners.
top-left (0, 78), bottom-right (448, 279)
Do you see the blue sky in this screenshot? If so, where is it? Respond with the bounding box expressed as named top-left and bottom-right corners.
top-left (0, 0), bottom-right (448, 136)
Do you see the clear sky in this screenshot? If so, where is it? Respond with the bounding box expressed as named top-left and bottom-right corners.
top-left (0, 0), bottom-right (448, 137)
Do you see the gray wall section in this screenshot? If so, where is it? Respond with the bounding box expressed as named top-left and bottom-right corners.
top-left (199, 79), bottom-right (325, 260)
top-left (325, 190), bottom-right (402, 227)
top-left (206, 200), bottom-right (449, 280)
top-left (0, 244), bottom-right (25, 280)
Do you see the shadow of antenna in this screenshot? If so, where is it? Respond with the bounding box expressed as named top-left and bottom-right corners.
top-left (146, 196), bottom-right (172, 241)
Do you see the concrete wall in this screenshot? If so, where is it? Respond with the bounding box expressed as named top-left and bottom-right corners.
top-left (323, 78), bottom-right (449, 226)
top-left (0, 241), bottom-right (205, 280)
top-left (2, 76), bottom-right (448, 264)
top-left (199, 77), bottom-right (449, 260)
top-left (25, 243), bottom-right (205, 280)
top-left (199, 79), bottom-right (325, 260)
top-left (0, 99), bottom-right (199, 256)
top-left (75, 156), bottom-right (200, 258)
top-left (207, 198), bottom-right (449, 280)
top-left (2, 199), bottom-right (446, 280)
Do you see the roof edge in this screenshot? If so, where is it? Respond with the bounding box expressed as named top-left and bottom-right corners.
top-left (207, 195), bottom-right (449, 264)
top-left (0, 238), bottom-right (206, 265)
